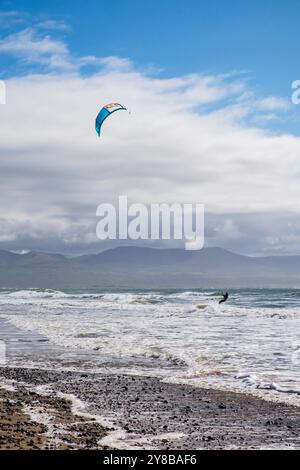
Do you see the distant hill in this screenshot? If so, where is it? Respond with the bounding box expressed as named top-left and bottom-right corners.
top-left (0, 246), bottom-right (300, 288)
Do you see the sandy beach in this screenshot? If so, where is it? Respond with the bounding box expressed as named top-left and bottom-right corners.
top-left (0, 366), bottom-right (299, 450)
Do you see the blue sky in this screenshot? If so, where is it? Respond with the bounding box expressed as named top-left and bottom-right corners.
top-left (1, 0), bottom-right (300, 97)
top-left (1, 1), bottom-right (300, 255)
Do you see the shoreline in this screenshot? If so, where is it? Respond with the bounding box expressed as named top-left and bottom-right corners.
top-left (0, 366), bottom-right (300, 450)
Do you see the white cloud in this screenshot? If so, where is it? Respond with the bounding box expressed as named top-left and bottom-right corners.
top-left (0, 10), bottom-right (25, 28)
top-left (0, 27), bottom-right (96, 72)
top-left (98, 56), bottom-right (133, 71)
top-left (256, 96), bottom-right (289, 111)
top-left (37, 20), bottom-right (70, 32)
top-left (0, 27), bottom-right (71, 69)
top-left (0, 28), bottom-right (299, 254)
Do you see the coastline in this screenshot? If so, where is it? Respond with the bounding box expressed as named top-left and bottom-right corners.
top-left (0, 366), bottom-right (300, 450)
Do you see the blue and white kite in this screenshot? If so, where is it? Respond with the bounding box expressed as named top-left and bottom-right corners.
top-left (95, 103), bottom-right (127, 136)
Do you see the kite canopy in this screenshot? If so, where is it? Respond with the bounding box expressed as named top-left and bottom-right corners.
top-left (95, 103), bottom-right (127, 136)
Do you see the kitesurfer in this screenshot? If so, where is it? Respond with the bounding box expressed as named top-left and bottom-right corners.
top-left (219, 292), bottom-right (229, 304)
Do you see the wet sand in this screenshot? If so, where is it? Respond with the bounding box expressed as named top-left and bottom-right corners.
top-left (0, 366), bottom-right (300, 450)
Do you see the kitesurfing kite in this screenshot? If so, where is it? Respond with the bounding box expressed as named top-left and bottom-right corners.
top-left (95, 103), bottom-right (127, 136)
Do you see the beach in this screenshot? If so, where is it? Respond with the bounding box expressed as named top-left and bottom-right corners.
top-left (1, 366), bottom-right (300, 450)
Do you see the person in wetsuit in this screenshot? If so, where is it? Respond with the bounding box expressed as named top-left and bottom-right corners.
top-left (219, 292), bottom-right (229, 304)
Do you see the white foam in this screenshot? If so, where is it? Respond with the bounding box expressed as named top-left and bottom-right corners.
top-left (0, 380), bottom-right (16, 392)
top-left (57, 391), bottom-right (157, 450)
top-left (6, 289), bottom-right (68, 299)
top-left (31, 383), bottom-right (186, 450)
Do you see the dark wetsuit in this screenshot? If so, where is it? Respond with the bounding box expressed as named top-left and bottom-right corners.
top-left (219, 292), bottom-right (229, 304)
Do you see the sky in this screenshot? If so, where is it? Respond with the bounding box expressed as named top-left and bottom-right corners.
top-left (1, 0), bottom-right (300, 256)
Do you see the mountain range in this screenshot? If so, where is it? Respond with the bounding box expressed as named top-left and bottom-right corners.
top-left (1, 246), bottom-right (300, 288)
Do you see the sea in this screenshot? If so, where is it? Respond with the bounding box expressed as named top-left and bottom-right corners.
top-left (1, 288), bottom-right (300, 405)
